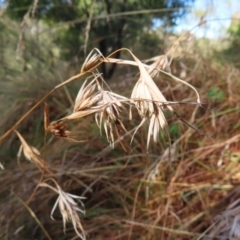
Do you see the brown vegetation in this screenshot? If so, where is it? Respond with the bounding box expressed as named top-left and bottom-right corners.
top-left (1, 15), bottom-right (240, 240)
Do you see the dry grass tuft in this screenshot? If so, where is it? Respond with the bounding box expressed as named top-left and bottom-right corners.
top-left (1, 17), bottom-right (240, 240)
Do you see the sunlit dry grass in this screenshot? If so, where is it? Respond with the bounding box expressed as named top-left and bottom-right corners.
top-left (1, 16), bottom-right (240, 240)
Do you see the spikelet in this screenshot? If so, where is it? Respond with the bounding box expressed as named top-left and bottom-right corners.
top-left (15, 130), bottom-right (44, 169)
top-left (94, 88), bottom-right (127, 147)
top-left (81, 48), bottom-right (103, 72)
top-left (40, 182), bottom-right (86, 240)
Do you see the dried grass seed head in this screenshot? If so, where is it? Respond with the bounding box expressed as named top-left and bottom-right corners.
top-left (47, 120), bottom-right (84, 142)
top-left (66, 74), bottom-right (128, 146)
top-left (131, 51), bottom-right (173, 114)
top-left (44, 103), bottom-right (84, 142)
top-left (15, 130), bottom-right (44, 168)
top-left (74, 78), bottom-right (100, 112)
top-left (130, 78), bottom-right (168, 148)
top-left (94, 86), bottom-right (128, 146)
top-left (146, 55), bottom-right (170, 78)
top-left (47, 120), bottom-right (70, 137)
top-left (40, 182), bottom-right (86, 240)
top-left (95, 90), bottom-right (125, 121)
top-left (131, 79), bottom-right (155, 118)
top-left (147, 110), bottom-right (167, 148)
top-left (81, 48), bottom-right (104, 72)
top-left (63, 76), bottom-right (103, 121)
top-left (130, 57), bottom-right (172, 147)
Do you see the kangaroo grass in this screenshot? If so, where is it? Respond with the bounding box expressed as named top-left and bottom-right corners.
top-left (0, 44), bottom-right (214, 239)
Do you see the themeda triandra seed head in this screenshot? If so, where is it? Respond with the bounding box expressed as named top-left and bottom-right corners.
top-left (63, 76), bottom-right (103, 121)
top-left (81, 53), bottom-right (102, 72)
top-left (130, 56), bottom-right (172, 148)
top-left (94, 88), bottom-right (127, 147)
top-left (47, 120), bottom-right (84, 142)
top-left (146, 55), bottom-right (170, 78)
top-left (74, 78), bottom-right (100, 112)
top-left (15, 130), bottom-right (45, 169)
top-left (81, 48), bottom-right (104, 72)
top-left (40, 182), bottom-right (86, 240)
